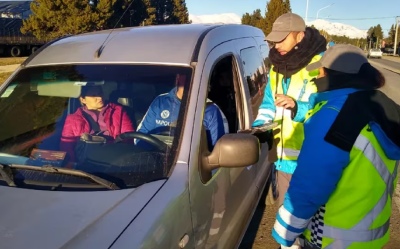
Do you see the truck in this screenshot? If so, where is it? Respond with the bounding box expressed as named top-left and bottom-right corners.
top-left (0, 1), bottom-right (46, 57)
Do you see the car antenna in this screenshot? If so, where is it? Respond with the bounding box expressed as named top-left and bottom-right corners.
top-left (90, 0), bottom-right (136, 59)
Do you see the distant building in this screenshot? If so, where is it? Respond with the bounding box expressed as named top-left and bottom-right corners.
top-left (0, 1), bottom-right (45, 57)
top-left (0, 1), bottom-right (32, 19)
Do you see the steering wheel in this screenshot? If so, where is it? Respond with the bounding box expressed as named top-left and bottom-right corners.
top-left (152, 126), bottom-right (176, 136)
top-left (114, 131), bottom-right (168, 151)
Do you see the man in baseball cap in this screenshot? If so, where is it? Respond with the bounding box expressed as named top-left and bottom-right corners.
top-left (254, 12), bottom-right (327, 249)
top-left (266, 13), bottom-right (306, 43)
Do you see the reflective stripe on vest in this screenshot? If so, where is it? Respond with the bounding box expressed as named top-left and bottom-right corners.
top-left (255, 108), bottom-right (275, 122)
top-left (308, 131), bottom-right (399, 249)
top-left (276, 147), bottom-right (300, 158)
top-left (321, 134), bottom-right (398, 249)
top-left (276, 106), bottom-right (293, 119)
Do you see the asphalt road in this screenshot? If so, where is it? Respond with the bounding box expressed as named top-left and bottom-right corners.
top-left (371, 57), bottom-right (400, 74)
top-left (240, 55), bottom-right (400, 249)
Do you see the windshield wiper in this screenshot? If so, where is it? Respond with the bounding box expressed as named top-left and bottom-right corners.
top-left (0, 164), bottom-right (119, 190)
top-left (0, 164), bottom-right (17, 187)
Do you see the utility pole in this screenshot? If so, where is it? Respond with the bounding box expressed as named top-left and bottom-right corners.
top-left (305, 0), bottom-right (309, 23)
top-left (129, 10), bottom-right (134, 26)
top-left (394, 16), bottom-right (399, 56)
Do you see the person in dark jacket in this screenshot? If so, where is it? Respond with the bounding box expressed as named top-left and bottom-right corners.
top-left (60, 85), bottom-right (134, 162)
top-left (138, 74), bottom-right (228, 150)
top-left (273, 44), bottom-right (400, 249)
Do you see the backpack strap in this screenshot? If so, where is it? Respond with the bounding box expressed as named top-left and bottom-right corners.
top-left (325, 90), bottom-right (400, 151)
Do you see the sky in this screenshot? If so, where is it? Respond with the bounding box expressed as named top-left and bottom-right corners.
top-left (186, 0), bottom-right (400, 35)
top-left (1, 0), bottom-right (398, 35)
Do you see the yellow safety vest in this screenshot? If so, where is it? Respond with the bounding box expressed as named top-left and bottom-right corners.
top-left (269, 55), bottom-right (320, 162)
top-left (302, 102), bottom-right (399, 249)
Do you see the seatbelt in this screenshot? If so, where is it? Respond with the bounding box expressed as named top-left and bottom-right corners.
top-left (81, 111), bottom-right (101, 134)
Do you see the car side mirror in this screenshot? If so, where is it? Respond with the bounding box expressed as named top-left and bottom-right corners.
top-left (202, 133), bottom-right (260, 171)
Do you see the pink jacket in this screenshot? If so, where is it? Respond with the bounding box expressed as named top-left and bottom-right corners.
top-left (60, 103), bottom-right (134, 161)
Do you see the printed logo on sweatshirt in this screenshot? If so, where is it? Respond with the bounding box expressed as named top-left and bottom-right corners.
top-left (156, 119), bottom-right (171, 126)
top-left (161, 110), bottom-right (170, 119)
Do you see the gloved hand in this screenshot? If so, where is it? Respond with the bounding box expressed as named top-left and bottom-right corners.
top-left (253, 129), bottom-right (273, 150)
top-left (252, 119), bottom-right (265, 127)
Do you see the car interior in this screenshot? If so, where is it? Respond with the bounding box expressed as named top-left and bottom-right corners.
top-left (207, 56), bottom-right (238, 134)
top-left (36, 80), bottom-right (170, 150)
top-left (0, 65), bottom-right (193, 186)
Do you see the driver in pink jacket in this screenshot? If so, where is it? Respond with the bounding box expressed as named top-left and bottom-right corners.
top-left (60, 85), bottom-right (134, 162)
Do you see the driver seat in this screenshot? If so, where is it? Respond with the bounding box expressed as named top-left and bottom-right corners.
top-left (109, 90), bottom-right (137, 127)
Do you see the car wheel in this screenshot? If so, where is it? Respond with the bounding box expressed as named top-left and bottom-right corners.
top-left (265, 184), bottom-right (277, 206)
top-left (10, 46), bottom-right (21, 57)
top-left (31, 46), bottom-right (39, 55)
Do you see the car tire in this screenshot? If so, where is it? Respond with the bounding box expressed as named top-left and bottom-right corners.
top-left (31, 46), bottom-right (39, 55)
top-left (10, 46), bottom-right (21, 57)
top-left (265, 184), bottom-right (277, 206)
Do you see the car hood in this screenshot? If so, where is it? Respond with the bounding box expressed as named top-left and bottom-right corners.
top-left (0, 180), bottom-right (166, 249)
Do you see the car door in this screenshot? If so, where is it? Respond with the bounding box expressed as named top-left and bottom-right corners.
top-left (233, 37), bottom-right (272, 194)
top-left (187, 40), bottom-right (259, 249)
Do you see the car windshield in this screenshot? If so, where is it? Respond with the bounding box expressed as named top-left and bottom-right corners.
top-left (0, 64), bottom-right (192, 190)
top-left (371, 49), bottom-right (381, 52)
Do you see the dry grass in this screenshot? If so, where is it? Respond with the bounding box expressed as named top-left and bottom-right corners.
top-left (0, 72), bottom-right (12, 85)
top-left (0, 57), bottom-right (27, 85)
top-left (0, 57), bottom-right (27, 66)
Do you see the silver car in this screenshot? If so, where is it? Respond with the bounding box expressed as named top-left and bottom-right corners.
top-left (0, 24), bottom-right (272, 249)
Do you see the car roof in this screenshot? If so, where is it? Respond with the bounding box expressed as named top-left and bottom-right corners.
top-left (24, 24), bottom-right (264, 67)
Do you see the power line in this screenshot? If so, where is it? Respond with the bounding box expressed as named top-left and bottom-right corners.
top-left (323, 16), bottom-right (397, 21)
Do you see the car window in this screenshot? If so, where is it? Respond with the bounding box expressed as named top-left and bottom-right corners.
top-left (0, 64), bottom-right (192, 190)
top-left (208, 56), bottom-right (239, 134)
top-left (240, 46), bottom-right (268, 120)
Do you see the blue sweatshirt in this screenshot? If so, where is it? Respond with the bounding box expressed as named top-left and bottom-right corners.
top-left (138, 88), bottom-right (227, 149)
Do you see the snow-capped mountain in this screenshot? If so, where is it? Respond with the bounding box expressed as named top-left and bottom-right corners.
top-left (189, 13), bottom-right (241, 24)
top-left (189, 13), bottom-right (367, 39)
top-left (307, 19), bottom-right (367, 39)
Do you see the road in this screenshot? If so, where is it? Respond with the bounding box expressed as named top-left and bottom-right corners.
top-left (372, 56), bottom-right (400, 75)
top-left (239, 55), bottom-right (400, 249)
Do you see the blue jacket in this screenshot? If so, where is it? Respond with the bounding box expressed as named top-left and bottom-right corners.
top-left (138, 88), bottom-right (227, 148)
top-left (272, 88), bottom-right (400, 246)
